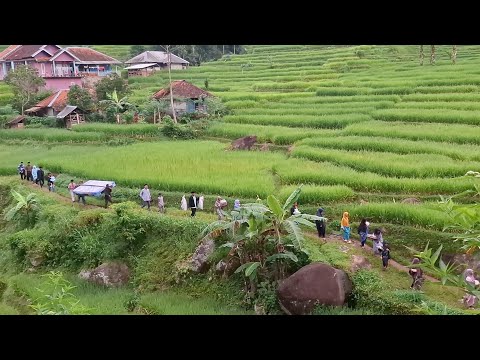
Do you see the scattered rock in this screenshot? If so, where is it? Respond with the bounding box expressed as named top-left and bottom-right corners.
top-left (230, 136), bottom-right (257, 150)
top-left (190, 239), bottom-right (216, 273)
top-left (259, 143), bottom-right (270, 151)
top-left (215, 260), bottom-right (227, 275)
top-left (277, 262), bottom-right (352, 315)
top-left (254, 304), bottom-right (266, 315)
top-left (28, 253), bottom-right (44, 267)
top-left (339, 245), bottom-right (350, 253)
top-left (401, 197), bottom-right (421, 204)
top-left (80, 262), bottom-right (131, 287)
top-left (360, 199), bottom-right (368, 205)
top-left (350, 255), bottom-right (372, 273)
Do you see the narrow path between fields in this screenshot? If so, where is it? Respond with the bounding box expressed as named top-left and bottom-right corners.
top-left (24, 179), bottom-right (439, 283)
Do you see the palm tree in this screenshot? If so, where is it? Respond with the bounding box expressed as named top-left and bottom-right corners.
top-left (4, 190), bottom-right (40, 228)
top-left (99, 89), bottom-right (133, 124)
top-left (200, 185), bottom-right (325, 294)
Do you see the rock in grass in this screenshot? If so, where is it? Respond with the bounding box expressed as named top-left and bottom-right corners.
top-left (79, 262), bottom-right (130, 287)
top-left (401, 197), bottom-right (421, 204)
top-left (350, 255), bottom-right (372, 273)
top-left (277, 262), bottom-right (352, 315)
top-left (190, 239), bottom-right (215, 273)
top-left (230, 136), bottom-right (257, 150)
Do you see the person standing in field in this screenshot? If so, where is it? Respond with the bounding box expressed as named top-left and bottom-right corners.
top-left (139, 184), bottom-right (151, 210)
top-left (315, 208), bottom-right (326, 239)
top-left (47, 173), bottom-right (56, 192)
top-left (17, 162), bottom-right (25, 180)
top-left (103, 184), bottom-right (113, 208)
top-left (189, 191), bottom-right (199, 217)
top-left (158, 193), bottom-right (165, 213)
top-left (32, 165), bottom-right (38, 184)
top-left (68, 179), bottom-right (77, 202)
top-left (357, 218), bottom-right (369, 248)
top-left (234, 199), bottom-right (241, 211)
top-left (290, 202), bottom-right (301, 215)
top-left (37, 166), bottom-right (45, 188)
top-left (181, 195), bottom-right (188, 211)
top-left (25, 162), bottom-right (33, 181)
top-left (341, 211), bottom-right (351, 243)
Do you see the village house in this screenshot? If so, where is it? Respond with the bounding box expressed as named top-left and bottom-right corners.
top-left (153, 80), bottom-right (213, 115)
top-left (125, 51), bottom-right (189, 77)
top-left (0, 45), bottom-right (121, 91)
top-left (5, 115), bottom-right (26, 129)
top-left (56, 105), bottom-right (85, 128)
top-left (25, 89), bottom-right (69, 117)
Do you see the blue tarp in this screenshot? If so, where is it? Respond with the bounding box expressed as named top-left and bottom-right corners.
top-left (73, 180), bottom-right (116, 197)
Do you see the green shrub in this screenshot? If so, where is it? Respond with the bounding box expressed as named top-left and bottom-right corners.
top-left (161, 119), bottom-right (197, 140)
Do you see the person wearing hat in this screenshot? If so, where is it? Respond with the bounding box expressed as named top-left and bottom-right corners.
top-left (188, 191), bottom-right (199, 217)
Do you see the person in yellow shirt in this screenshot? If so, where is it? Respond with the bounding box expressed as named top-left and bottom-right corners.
top-left (341, 211), bottom-right (351, 243)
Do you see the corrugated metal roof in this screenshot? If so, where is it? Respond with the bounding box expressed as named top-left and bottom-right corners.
top-left (56, 105), bottom-right (77, 119)
top-left (124, 63), bottom-right (158, 70)
top-left (153, 80), bottom-right (213, 100)
top-left (125, 51), bottom-right (189, 64)
top-left (6, 115), bottom-right (26, 125)
top-left (66, 47), bottom-right (121, 64)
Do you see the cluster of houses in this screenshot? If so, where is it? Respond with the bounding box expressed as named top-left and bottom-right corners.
top-left (0, 45), bottom-right (213, 128)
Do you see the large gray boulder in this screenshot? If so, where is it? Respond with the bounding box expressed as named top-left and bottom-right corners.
top-left (277, 262), bottom-right (352, 315)
top-left (79, 262), bottom-right (131, 287)
top-left (190, 239), bottom-right (215, 273)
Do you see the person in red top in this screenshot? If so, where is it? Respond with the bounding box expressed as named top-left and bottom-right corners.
top-left (68, 179), bottom-right (77, 202)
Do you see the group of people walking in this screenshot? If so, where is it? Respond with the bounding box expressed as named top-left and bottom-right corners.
top-left (17, 161), bottom-right (56, 192)
top-left (138, 184), bottom-right (165, 213)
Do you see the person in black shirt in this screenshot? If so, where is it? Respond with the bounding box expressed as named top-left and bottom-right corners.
top-left (103, 184), bottom-right (113, 208)
top-left (188, 191), bottom-right (199, 217)
top-left (315, 208), bottom-right (326, 239)
top-left (37, 166), bottom-right (45, 188)
top-left (381, 242), bottom-right (391, 270)
top-left (357, 218), bottom-right (369, 248)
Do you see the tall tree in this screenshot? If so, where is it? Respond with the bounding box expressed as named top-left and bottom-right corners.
top-left (452, 45), bottom-right (457, 64)
top-left (430, 45), bottom-right (436, 65)
top-left (4, 65), bottom-right (45, 115)
top-left (67, 85), bottom-right (94, 112)
top-left (94, 73), bottom-right (129, 101)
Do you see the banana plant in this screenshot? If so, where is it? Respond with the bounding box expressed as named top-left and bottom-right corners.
top-left (4, 189), bottom-right (40, 228)
top-left (200, 185), bottom-right (326, 294)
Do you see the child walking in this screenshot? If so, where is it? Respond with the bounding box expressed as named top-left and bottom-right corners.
top-left (381, 242), bottom-right (391, 270)
top-left (158, 193), bottom-right (165, 213)
top-left (341, 212), bottom-right (351, 243)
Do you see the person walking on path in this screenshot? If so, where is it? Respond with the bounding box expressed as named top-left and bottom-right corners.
top-left (32, 165), bottom-right (38, 184)
top-left (139, 184), bottom-right (151, 210)
top-left (341, 212), bottom-right (351, 243)
top-left (37, 166), bottom-right (45, 188)
top-left (76, 181), bottom-right (86, 205)
top-left (463, 269), bottom-right (480, 309)
top-left (372, 228), bottom-right (384, 255)
top-left (25, 162), bottom-right (33, 182)
top-left (189, 191), bottom-right (199, 217)
top-left (68, 179), bottom-right (77, 202)
top-left (18, 162), bottom-right (25, 180)
top-left (409, 258), bottom-right (424, 290)
top-left (234, 199), bottom-right (241, 211)
top-left (158, 193), bottom-right (165, 213)
top-left (315, 208), bottom-right (326, 239)
top-left (181, 195), bottom-right (187, 211)
top-left (214, 196), bottom-right (224, 220)
top-left (48, 173), bottom-right (56, 192)
top-left (381, 242), bottom-right (391, 270)
top-left (357, 218), bottom-right (369, 248)
top-left (103, 184), bottom-right (113, 208)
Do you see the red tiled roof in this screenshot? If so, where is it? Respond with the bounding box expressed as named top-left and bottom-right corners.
top-left (3, 45), bottom-right (44, 61)
top-left (66, 47), bottom-right (121, 63)
top-left (153, 80), bottom-right (213, 100)
top-left (35, 89), bottom-right (69, 111)
top-left (0, 45), bottom-right (21, 60)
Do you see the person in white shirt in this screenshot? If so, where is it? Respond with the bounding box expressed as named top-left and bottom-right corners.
top-left (140, 184), bottom-right (151, 210)
top-left (158, 193), bottom-right (165, 213)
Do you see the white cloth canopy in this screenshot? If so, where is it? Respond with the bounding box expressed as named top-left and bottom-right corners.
top-left (73, 180), bottom-right (116, 197)
top-left (181, 195), bottom-right (187, 211)
top-left (198, 196), bottom-right (204, 210)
